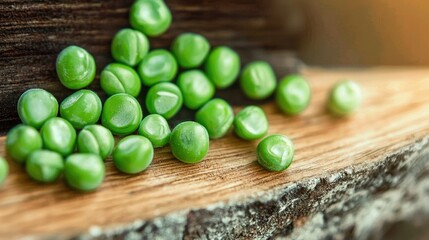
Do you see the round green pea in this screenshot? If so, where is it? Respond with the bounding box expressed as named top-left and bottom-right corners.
top-left (26, 150), bottom-right (64, 183)
top-left (77, 125), bottom-right (115, 160)
top-left (6, 124), bottom-right (43, 163)
top-left (177, 70), bottom-right (215, 110)
top-left (257, 135), bottom-right (294, 172)
top-left (240, 61), bottom-right (277, 100)
top-left (328, 80), bottom-right (362, 116)
top-left (113, 135), bottom-right (154, 174)
top-left (40, 117), bottom-right (76, 156)
top-left (56, 45), bottom-right (96, 90)
top-left (234, 106), bottom-right (268, 141)
top-left (137, 49), bottom-right (178, 86)
top-left (205, 46), bottom-right (241, 89)
top-left (145, 82), bottom-right (183, 120)
top-left (60, 90), bottom-right (102, 129)
top-left (100, 63), bottom-right (142, 97)
top-left (170, 121), bottom-right (209, 164)
top-left (138, 114), bottom-right (171, 148)
top-left (0, 157), bottom-right (9, 185)
top-left (111, 28), bottom-right (149, 67)
top-left (171, 33), bottom-right (210, 68)
top-left (130, 0), bottom-right (172, 37)
top-left (102, 93), bottom-right (143, 135)
top-left (276, 75), bottom-right (311, 115)
top-left (64, 153), bottom-right (105, 191)
top-left (18, 89), bottom-right (59, 129)
top-left (195, 99), bottom-right (234, 139)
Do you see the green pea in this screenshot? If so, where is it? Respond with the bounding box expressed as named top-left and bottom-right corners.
top-left (138, 114), bottom-right (171, 148)
top-left (257, 135), bottom-right (294, 172)
top-left (102, 93), bottom-right (143, 135)
top-left (170, 121), bottom-right (209, 164)
top-left (145, 82), bottom-right (183, 119)
top-left (130, 0), bottom-right (172, 37)
top-left (56, 46), bottom-right (96, 90)
top-left (77, 125), bottom-right (115, 160)
top-left (205, 46), bottom-right (241, 89)
top-left (276, 75), bottom-right (311, 115)
top-left (234, 106), bottom-right (268, 141)
top-left (60, 90), bottom-right (102, 129)
top-left (26, 150), bottom-right (64, 183)
top-left (0, 157), bottom-right (9, 185)
top-left (137, 49), bottom-right (178, 86)
top-left (100, 63), bottom-right (142, 97)
top-left (240, 61), bottom-right (277, 100)
top-left (18, 89), bottom-right (59, 129)
top-left (171, 33), bottom-right (210, 68)
top-left (328, 80), bottom-right (362, 116)
top-left (195, 99), bottom-right (234, 139)
top-left (40, 117), bottom-right (76, 156)
top-left (177, 70), bottom-right (215, 110)
top-left (113, 135), bottom-right (154, 174)
top-left (64, 153), bottom-right (105, 191)
top-left (6, 124), bottom-right (43, 163)
top-left (111, 28), bottom-right (149, 67)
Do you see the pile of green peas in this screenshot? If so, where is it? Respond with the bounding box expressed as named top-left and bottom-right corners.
top-left (0, 0), bottom-right (362, 190)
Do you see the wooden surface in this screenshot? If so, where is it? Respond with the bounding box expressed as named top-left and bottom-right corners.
top-left (1, 67), bottom-right (429, 239)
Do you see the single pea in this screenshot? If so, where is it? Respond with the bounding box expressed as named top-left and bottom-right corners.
top-left (205, 46), bottom-right (241, 89)
top-left (111, 28), bottom-right (149, 67)
top-left (17, 89), bottom-right (59, 129)
top-left (145, 82), bottom-right (183, 119)
top-left (195, 99), bottom-right (234, 139)
top-left (102, 93), bottom-right (143, 135)
top-left (26, 150), bottom-right (64, 183)
top-left (6, 125), bottom-right (43, 163)
top-left (328, 80), bottom-right (362, 116)
top-left (0, 157), bottom-right (9, 185)
top-left (240, 61), bottom-right (277, 100)
top-left (257, 135), bottom-right (294, 172)
top-left (170, 121), bottom-right (209, 164)
top-left (113, 135), bottom-right (154, 174)
top-left (40, 117), bottom-right (76, 156)
top-left (276, 75), bottom-right (311, 115)
top-left (77, 125), bottom-right (115, 160)
top-left (234, 106), bottom-right (268, 141)
top-left (137, 49), bottom-right (178, 86)
top-left (100, 63), bottom-right (142, 97)
top-left (56, 45), bottom-right (96, 89)
top-left (64, 153), bottom-right (105, 191)
top-left (177, 70), bottom-right (215, 110)
top-left (171, 33), bottom-right (210, 68)
top-left (130, 0), bottom-right (172, 37)
top-left (138, 114), bottom-right (171, 148)
top-left (60, 90), bottom-right (102, 129)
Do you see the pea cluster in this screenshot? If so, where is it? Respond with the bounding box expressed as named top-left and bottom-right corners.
top-left (1, 0), bottom-right (363, 190)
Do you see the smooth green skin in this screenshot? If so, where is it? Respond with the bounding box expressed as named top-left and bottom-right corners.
top-left (145, 82), bottom-right (183, 120)
top-left (18, 89), bottom-right (59, 129)
top-left (171, 33), bottom-right (210, 68)
top-left (60, 90), bottom-right (102, 129)
top-left (130, 0), bottom-right (172, 37)
top-left (257, 135), bottom-right (294, 172)
top-left (64, 153), bottom-right (105, 191)
top-left (113, 135), bottom-right (154, 174)
top-left (111, 28), bottom-right (149, 67)
top-left (6, 125), bottom-right (43, 163)
top-left (177, 70), bottom-right (215, 110)
top-left (170, 121), bottom-right (209, 164)
top-left (137, 49), bottom-right (178, 86)
top-left (77, 125), bottom-right (115, 159)
top-left (240, 61), bottom-right (277, 100)
top-left (56, 45), bottom-right (96, 90)
top-left (100, 63), bottom-right (142, 97)
top-left (138, 114), bottom-right (171, 148)
top-left (205, 46), bottom-right (241, 89)
top-left (328, 80), bottom-right (362, 116)
top-left (102, 93), bottom-right (143, 135)
top-left (40, 117), bottom-right (76, 157)
top-left (195, 99), bottom-right (234, 139)
top-left (234, 106), bottom-right (269, 141)
top-left (276, 75), bottom-right (311, 115)
top-left (26, 150), bottom-right (64, 183)
top-left (0, 157), bottom-right (9, 185)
